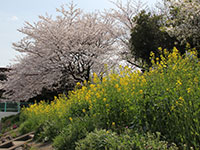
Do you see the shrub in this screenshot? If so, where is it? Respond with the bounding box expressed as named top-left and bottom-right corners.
top-left (1, 113), bottom-right (20, 133)
top-left (130, 10), bottom-right (183, 67)
top-left (75, 129), bottom-right (178, 150)
top-left (18, 120), bottom-right (35, 134)
top-left (34, 120), bottom-right (61, 142)
top-left (75, 129), bottom-right (118, 150)
top-left (1, 113), bottom-right (20, 124)
top-left (53, 115), bottom-right (95, 150)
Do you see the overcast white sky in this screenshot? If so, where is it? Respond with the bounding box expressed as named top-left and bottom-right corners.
top-left (0, 0), bottom-right (160, 67)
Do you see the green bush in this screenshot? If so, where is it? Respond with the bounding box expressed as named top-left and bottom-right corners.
top-left (130, 10), bottom-right (183, 67)
top-left (53, 115), bottom-right (95, 150)
top-left (75, 129), bottom-right (118, 150)
top-left (1, 113), bottom-right (20, 124)
top-left (18, 120), bottom-right (35, 134)
top-left (34, 120), bottom-right (61, 142)
top-left (1, 113), bottom-right (20, 133)
top-left (75, 129), bottom-right (178, 150)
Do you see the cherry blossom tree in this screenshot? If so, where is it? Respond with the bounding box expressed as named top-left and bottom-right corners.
top-left (105, 0), bottom-right (147, 69)
top-left (3, 2), bottom-right (120, 101)
top-left (106, 0), bottom-right (146, 51)
top-left (3, 0), bottom-right (145, 101)
top-left (164, 0), bottom-right (200, 49)
top-left (0, 68), bottom-right (10, 100)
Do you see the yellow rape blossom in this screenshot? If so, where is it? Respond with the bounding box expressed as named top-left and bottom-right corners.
top-left (187, 88), bottom-right (191, 93)
top-left (179, 97), bottom-right (184, 102)
top-left (90, 84), bottom-right (95, 89)
top-left (158, 47), bottom-right (162, 51)
top-left (69, 117), bottom-right (73, 121)
top-left (151, 59), bottom-right (155, 65)
top-left (163, 49), bottom-right (168, 55)
top-left (102, 77), bottom-right (107, 83)
top-left (150, 51), bottom-right (155, 57)
top-left (176, 80), bottom-right (182, 86)
top-left (194, 77), bottom-right (198, 84)
top-left (139, 90), bottom-right (143, 94)
top-left (96, 93), bottom-right (101, 98)
top-left (93, 72), bottom-right (98, 83)
top-left (85, 94), bottom-right (90, 101)
top-left (142, 78), bottom-right (146, 83)
top-left (76, 82), bottom-right (81, 86)
top-left (115, 84), bottom-right (119, 89)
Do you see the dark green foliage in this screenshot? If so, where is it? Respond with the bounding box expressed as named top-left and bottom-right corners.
top-left (27, 77), bottom-right (76, 103)
top-left (75, 129), bottom-right (119, 150)
top-left (129, 10), bottom-right (183, 67)
top-left (18, 120), bottom-right (35, 134)
top-left (0, 113), bottom-right (20, 133)
top-left (28, 88), bottom-right (59, 103)
top-left (34, 120), bottom-right (61, 142)
top-left (53, 116), bottom-right (95, 150)
top-left (1, 113), bottom-right (20, 123)
top-left (75, 129), bottom-right (178, 150)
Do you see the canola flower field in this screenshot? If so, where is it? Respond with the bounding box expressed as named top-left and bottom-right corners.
top-left (19, 47), bottom-right (200, 149)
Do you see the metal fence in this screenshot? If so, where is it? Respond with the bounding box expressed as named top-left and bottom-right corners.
top-left (0, 102), bottom-right (32, 112)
